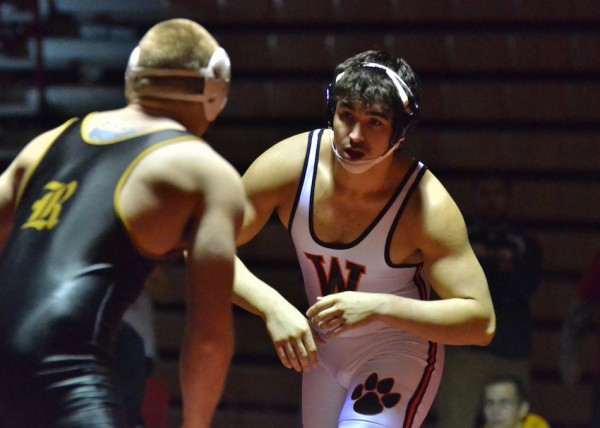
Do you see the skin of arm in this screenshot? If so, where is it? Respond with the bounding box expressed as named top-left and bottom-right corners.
top-left (0, 125), bottom-right (68, 254)
top-left (181, 165), bottom-right (244, 428)
top-left (172, 150), bottom-right (244, 428)
top-left (307, 171), bottom-right (496, 346)
top-left (0, 158), bottom-right (23, 252)
top-left (232, 133), bottom-right (321, 372)
top-left (119, 141), bottom-right (245, 428)
top-left (180, 182), bottom-right (243, 428)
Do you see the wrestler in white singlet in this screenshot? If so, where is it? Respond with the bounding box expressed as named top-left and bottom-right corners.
top-left (290, 129), bottom-right (444, 428)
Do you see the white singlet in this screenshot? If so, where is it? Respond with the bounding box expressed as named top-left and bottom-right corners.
top-left (289, 129), bottom-right (444, 428)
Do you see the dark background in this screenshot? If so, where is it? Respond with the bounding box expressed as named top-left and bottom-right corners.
top-left (1, 1), bottom-right (598, 427)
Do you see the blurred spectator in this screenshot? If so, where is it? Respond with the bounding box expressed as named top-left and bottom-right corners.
top-left (481, 374), bottom-right (549, 428)
top-left (434, 176), bottom-right (543, 428)
top-left (559, 252), bottom-right (600, 427)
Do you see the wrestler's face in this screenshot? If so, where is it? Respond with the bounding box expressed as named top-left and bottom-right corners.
top-left (332, 100), bottom-right (395, 162)
top-left (483, 382), bottom-right (528, 428)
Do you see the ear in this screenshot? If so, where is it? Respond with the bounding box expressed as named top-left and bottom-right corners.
top-left (518, 401), bottom-right (530, 419)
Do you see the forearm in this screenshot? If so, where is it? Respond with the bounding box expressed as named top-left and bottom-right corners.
top-left (179, 317), bottom-right (234, 428)
top-left (233, 256), bottom-right (294, 319)
top-left (377, 294), bottom-right (495, 345)
top-left (182, 236), bottom-right (237, 427)
top-left (233, 257), bottom-right (320, 371)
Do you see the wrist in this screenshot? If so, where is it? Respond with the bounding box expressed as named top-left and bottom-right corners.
top-left (374, 293), bottom-right (395, 323)
top-left (259, 289), bottom-right (294, 321)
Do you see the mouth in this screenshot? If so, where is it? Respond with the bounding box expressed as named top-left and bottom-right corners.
top-left (343, 147), bottom-right (365, 160)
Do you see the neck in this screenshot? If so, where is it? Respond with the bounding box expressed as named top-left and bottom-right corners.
top-left (137, 100), bottom-right (207, 135)
top-left (330, 150), bottom-right (404, 196)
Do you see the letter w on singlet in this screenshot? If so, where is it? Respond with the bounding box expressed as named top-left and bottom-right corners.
top-left (305, 253), bottom-right (366, 296)
top-left (22, 180), bottom-right (78, 230)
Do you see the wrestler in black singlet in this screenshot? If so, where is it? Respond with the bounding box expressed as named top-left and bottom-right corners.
top-left (0, 119), bottom-right (192, 427)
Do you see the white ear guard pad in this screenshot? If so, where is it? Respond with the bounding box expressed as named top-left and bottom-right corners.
top-left (127, 46), bottom-right (141, 70)
top-left (124, 46), bottom-right (231, 122)
top-left (124, 46), bottom-right (142, 101)
top-left (201, 47), bottom-right (231, 121)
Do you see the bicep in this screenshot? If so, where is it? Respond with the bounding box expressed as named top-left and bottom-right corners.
top-left (416, 177), bottom-right (489, 301)
top-left (236, 170), bottom-right (279, 246)
top-left (185, 161), bottom-right (245, 316)
top-left (198, 156), bottom-right (246, 246)
top-left (425, 241), bottom-right (489, 301)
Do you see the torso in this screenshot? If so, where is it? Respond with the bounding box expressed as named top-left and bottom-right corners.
top-left (289, 129), bottom-right (431, 336)
top-left (281, 129), bottom-right (425, 266)
top-left (0, 109), bottom-right (209, 425)
top-left (0, 114), bottom-right (194, 364)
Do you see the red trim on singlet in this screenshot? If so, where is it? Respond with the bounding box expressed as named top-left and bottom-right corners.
top-left (413, 264), bottom-right (428, 301)
top-left (403, 341), bottom-right (438, 427)
top-left (403, 264), bottom-right (437, 427)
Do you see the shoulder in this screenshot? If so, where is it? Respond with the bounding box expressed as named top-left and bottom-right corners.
top-left (405, 169), bottom-right (469, 252)
top-left (248, 130), bottom-right (312, 170)
top-left (242, 130), bottom-right (314, 190)
top-left (17, 118), bottom-right (77, 168)
top-left (7, 119), bottom-right (77, 193)
top-left (133, 138), bottom-right (243, 200)
top-left (411, 170), bottom-right (465, 228)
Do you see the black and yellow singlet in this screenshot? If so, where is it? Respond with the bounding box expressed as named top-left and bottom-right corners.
top-left (0, 118), bottom-right (193, 427)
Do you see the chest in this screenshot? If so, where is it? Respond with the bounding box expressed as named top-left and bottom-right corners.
top-left (311, 189), bottom-right (387, 243)
top-left (305, 174), bottom-right (422, 264)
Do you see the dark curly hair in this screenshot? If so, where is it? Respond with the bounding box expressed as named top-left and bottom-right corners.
top-left (326, 50), bottom-right (421, 144)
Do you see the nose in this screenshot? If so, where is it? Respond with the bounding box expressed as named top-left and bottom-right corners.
top-left (348, 121), bottom-right (364, 142)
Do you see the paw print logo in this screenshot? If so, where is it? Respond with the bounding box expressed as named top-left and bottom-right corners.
top-left (351, 372), bottom-right (401, 415)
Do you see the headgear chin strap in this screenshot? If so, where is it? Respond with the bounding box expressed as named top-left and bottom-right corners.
top-left (125, 46), bottom-right (231, 122)
top-left (331, 138), bottom-right (401, 174)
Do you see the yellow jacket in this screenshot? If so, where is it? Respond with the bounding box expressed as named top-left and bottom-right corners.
top-left (485, 413), bottom-right (550, 428)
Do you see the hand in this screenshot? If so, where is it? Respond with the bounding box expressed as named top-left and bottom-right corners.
top-left (306, 291), bottom-right (381, 337)
top-left (264, 301), bottom-right (323, 372)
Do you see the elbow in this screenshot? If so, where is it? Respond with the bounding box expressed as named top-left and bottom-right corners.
top-left (466, 296), bottom-right (496, 346)
top-left (477, 327), bottom-right (495, 347)
top-left (455, 305), bottom-right (496, 346)
top-left (183, 326), bottom-right (235, 362)
top-left (473, 314), bottom-right (496, 346)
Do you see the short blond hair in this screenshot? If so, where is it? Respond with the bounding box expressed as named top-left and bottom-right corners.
top-left (126, 18), bottom-right (220, 102)
top-left (137, 18), bottom-right (218, 70)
